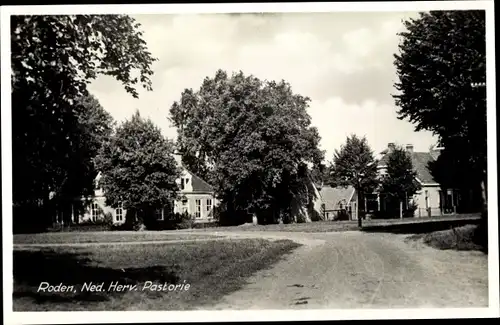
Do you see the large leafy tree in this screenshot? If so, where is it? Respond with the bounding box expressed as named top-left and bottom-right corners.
top-left (310, 163), bottom-right (330, 187)
top-left (47, 95), bottom-right (115, 226)
top-left (58, 95), bottom-right (115, 200)
top-left (330, 135), bottom-right (378, 227)
top-left (95, 111), bottom-right (181, 228)
top-left (11, 15), bottom-right (156, 225)
top-left (393, 11), bottom-right (486, 218)
top-left (380, 146), bottom-right (422, 218)
top-left (169, 70), bottom-right (324, 225)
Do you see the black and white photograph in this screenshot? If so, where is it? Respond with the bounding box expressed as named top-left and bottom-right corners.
top-left (1, 1), bottom-right (498, 323)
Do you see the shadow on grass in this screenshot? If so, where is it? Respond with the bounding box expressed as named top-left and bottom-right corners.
top-left (13, 249), bottom-right (179, 304)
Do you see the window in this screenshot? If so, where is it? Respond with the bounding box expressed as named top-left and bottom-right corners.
top-left (180, 177), bottom-right (189, 190)
top-left (91, 202), bottom-right (101, 222)
top-left (115, 202), bottom-right (123, 222)
top-left (206, 199), bottom-right (213, 212)
top-left (155, 208), bottom-right (164, 220)
top-left (425, 190), bottom-right (429, 209)
top-left (195, 200), bottom-right (202, 218)
top-left (182, 199), bottom-right (188, 214)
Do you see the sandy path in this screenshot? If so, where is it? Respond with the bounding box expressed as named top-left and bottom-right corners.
top-left (15, 229), bottom-right (488, 309)
top-left (190, 231), bottom-right (489, 309)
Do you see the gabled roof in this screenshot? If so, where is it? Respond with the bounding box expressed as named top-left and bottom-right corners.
top-left (410, 152), bottom-right (436, 184)
top-left (377, 151), bottom-right (438, 185)
top-left (377, 149), bottom-right (390, 166)
top-left (319, 185), bottom-right (355, 211)
top-left (190, 172), bottom-right (214, 192)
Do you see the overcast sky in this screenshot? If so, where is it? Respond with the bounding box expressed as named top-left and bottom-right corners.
top-left (87, 12), bottom-right (438, 163)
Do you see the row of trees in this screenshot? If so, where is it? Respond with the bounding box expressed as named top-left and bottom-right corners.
top-left (11, 11), bottom-right (487, 233)
top-left (11, 15), bottom-right (324, 230)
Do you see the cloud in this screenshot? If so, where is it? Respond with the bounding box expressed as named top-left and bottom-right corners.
top-left (87, 12), bottom-right (437, 163)
top-left (307, 97), bottom-right (437, 162)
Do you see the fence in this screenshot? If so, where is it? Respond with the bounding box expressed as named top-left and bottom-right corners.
top-left (323, 208), bottom-right (352, 221)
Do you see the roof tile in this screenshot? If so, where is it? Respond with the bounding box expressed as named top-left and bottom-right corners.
top-left (319, 185), bottom-right (356, 211)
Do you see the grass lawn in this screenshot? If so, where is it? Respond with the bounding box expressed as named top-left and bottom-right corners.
top-left (14, 231), bottom-right (220, 245)
top-left (13, 238), bottom-right (301, 311)
top-left (186, 213), bottom-right (481, 233)
top-left (406, 224), bottom-right (486, 253)
top-left (191, 220), bottom-right (360, 233)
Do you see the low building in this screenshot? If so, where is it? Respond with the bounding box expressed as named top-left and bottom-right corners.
top-left (318, 185), bottom-right (358, 220)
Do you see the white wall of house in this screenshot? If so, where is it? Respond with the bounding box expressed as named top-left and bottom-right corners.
top-left (173, 194), bottom-right (216, 222)
top-left (76, 194), bottom-right (217, 224)
top-left (78, 196), bottom-right (127, 224)
top-left (413, 185), bottom-right (442, 217)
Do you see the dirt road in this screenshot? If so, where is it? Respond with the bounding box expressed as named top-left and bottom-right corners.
top-left (15, 229), bottom-right (488, 309)
top-left (190, 230), bottom-right (488, 309)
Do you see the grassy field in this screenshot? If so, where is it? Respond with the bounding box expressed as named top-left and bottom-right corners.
top-left (213, 220), bottom-right (361, 233)
top-left (185, 213), bottom-right (481, 233)
top-left (13, 238), bottom-right (301, 311)
top-left (14, 231), bottom-right (220, 245)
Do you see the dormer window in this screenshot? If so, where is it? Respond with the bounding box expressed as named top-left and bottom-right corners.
top-left (180, 177), bottom-right (189, 190)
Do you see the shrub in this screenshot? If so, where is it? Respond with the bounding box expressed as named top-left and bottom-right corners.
top-left (334, 209), bottom-right (350, 221)
top-left (214, 204), bottom-right (249, 226)
top-left (403, 201), bottom-right (418, 218)
top-left (172, 211), bottom-right (195, 230)
top-left (103, 212), bottom-right (114, 226)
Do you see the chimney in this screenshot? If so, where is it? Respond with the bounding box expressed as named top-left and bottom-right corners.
top-left (406, 144), bottom-right (414, 153)
top-left (387, 142), bottom-right (396, 153)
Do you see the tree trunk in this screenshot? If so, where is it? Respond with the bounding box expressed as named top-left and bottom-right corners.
top-left (43, 191), bottom-right (53, 229)
top-left (476, 170), bottom-right (488, 252)
top-left (399, 200), bottom-right (403, 219)
top-left (357, 189), bottom-right (362, 228)
top-left (480, 169), bottom-right (488, 224)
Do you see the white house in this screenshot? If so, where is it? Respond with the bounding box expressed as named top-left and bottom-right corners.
top-left (53, 154), bottom-right (217, 225)
top-left (376, 143), bottom-right (456, 217)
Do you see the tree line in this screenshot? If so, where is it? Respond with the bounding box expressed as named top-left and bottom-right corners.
top-left (11, 11), bottom-right (486, 234)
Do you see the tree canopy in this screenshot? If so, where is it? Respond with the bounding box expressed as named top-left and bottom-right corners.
top-left (393, 10), bottom-right (486, 204)
top-left (331, 135), bottom-right (379, 192)
top-left (59, 95), bottom-right (115, 200)
top-left (380, 146), bottom-right (421, 216)
top-left (169, 70), bottom-right (324, 224)
top-left (95, 111), bottom-right (181, 224)
top-left (11, 15), bottom-right (157, 218)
